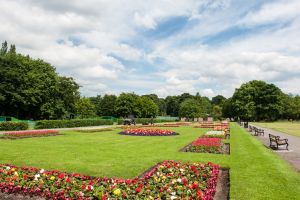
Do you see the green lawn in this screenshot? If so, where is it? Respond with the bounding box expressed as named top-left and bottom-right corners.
top-left (252, 121), bottom-right (300, 137)
top-left (0, 124), bottom-right (300, 199)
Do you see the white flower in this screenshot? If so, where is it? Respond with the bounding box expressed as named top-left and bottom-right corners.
top-left (171, 195), bottom-right (177, 200)
top-left (40, 169), bottom-right (45, 174)
top-left (171, 192), bottom-right (176, 196)
top-left (179, 168), bottom-right (184, 172)
top-left (34, 174), bottom-right (40, 180)
top-left (177, 178), bottom-right (182, 183)
top-left (157, 172), bottom-right (160, 176)
top-left (6, 166), bottom-right (10, 170)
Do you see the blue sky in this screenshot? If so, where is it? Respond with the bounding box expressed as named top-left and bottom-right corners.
top-left (1, 0), bottom-right (300, 98)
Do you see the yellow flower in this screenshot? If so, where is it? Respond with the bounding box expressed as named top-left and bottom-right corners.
top-left (162, 176), bottom-right (167, 180)
top-left (11, 168), bottom-right (16, 172)
top-left (14, 172), bottom-right (18, 176)
top-left (113, 189), bottom-right (121, 196)
top-left (50, 176), bottom-right (55, 180)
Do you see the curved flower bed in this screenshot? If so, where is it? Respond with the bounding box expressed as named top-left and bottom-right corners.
top-left (1, 130), bottom-right (60, 139)
top-left (186, 137), bottom-right (223, 153)
top-left (0, 161), bottom-right (219, 200)
top-left (119, 128), bottom-right (179, 136)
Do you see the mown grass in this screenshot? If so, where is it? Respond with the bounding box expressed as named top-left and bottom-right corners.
top-left (0, 124), bottom-right (300, 199)
top-left (252, 121), bottom-right (300, 137)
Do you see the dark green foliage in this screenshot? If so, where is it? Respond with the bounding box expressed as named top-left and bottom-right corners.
top-left (231, 80), bottom-right (285, 121)
top-left (75, 98), bottom-right (96, 119)
top-left (96, 94), bottom-right (117, 116)
top-left (117, 118), bottom-right (177, 125)
top-left (212, 95), bottom-right (226, 105)
top-left (35, 119), bottom-right (113, 129)
top-left (0, 122), bottom-right (28, 131)
top-left (179, 98), bottom-right (203, 119)
top-left (0, 41), bottom-right (80, 120)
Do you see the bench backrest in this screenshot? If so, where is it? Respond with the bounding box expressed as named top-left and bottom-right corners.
top-left (269, 134), bottom-right (280, 141)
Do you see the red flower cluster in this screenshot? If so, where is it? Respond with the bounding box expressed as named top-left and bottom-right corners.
top-left (2, 130), bottom-right (60, 139)
top-left (120, 128), bottom-right (178, 136)
top-left (0, 161), bottom-right (219, 200)
top-left (192, 137), bottom-right (221, 147)
top-left (186, 137), bottom-right (223, 153)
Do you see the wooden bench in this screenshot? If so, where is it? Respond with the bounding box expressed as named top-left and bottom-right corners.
top-left (269, 134), bottom-right (289, 150)
top-left (248, 125), bottom-right (253, 132)
top-left (254, 128), bottom-right (264, 136)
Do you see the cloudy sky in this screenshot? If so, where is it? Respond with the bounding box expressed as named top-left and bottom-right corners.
top-left (1, 0), bottom-right (300, 98)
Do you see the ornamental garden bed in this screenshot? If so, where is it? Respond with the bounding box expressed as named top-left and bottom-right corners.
top-left (0, 161), bottom-right (220, 200)
top-left (204, 131), bottom-right (227, 139)
top-left (119, 128), bottom-right (179, 136)
top-left (180, 137), bottom-right (230, 154)
top-left (0, 130), bottom-right (61, 139)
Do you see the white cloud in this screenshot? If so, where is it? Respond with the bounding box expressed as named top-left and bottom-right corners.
top-left (0, 0), bottom-right (300, 97)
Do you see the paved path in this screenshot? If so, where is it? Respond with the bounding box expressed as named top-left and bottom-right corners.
top-left (248, 124), bottom-right (300, 172)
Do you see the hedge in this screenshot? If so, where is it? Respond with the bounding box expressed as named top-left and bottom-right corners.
top-left (35, 119), bottom-right (114, 129)
top-left (117, 118), bottom-right (177, 125)
top-left (0, 122), bottom-right (29, 131)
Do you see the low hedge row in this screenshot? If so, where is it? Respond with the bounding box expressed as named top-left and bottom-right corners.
top-left (35, 119), bottom-right (114, 129)
top-left (0, 122), bottom-right (29, 131)
top-left (117, 118), bottom-right (177, 125)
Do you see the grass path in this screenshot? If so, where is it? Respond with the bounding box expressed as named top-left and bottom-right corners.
top-left (0, 124), bottom-right (300, 199)
top-left (252, 121), bottom-right (300, 137)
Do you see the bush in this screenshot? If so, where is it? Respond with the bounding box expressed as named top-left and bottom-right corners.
top-left (118, 118), bottom-right (176, 125)
top-left (118, 118), bottom-right (175, 125)
top-left (35, 119), bottom-right (114, 129)
top-left (0, 122), bottom-right (29, 131)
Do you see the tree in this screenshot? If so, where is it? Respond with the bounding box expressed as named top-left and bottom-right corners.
top-left (179, 98), bottom-right (202, 120)
top-left (231, 80), bottom-right (285, 121)
top-left (212, 95), bottom-right (226, 105)
top-left (165, 96), bottom-right (180, 116)
top-left (115, 93), bottom-right (141, 117)
top-left (75, 98), bottom-right (96, 119)
top-left (139, 96), bottom-right (159, 118)
top-left (99, 94), bottom-right (117, 116)
top-left (212, 105), bottom-right (222, 120)
top-left (0, 41), bottom-right (80, 120)
top-left (222, 98), bottom-right (235, 119)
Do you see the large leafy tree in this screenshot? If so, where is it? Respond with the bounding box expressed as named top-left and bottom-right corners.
top-left (179, 98), bottom-right (203, 119)
top-left (115, 93), bottom-right (141, 117)
top-left (99, 94), bottom-right (117, 116)
top-left (212, 95), bottom-right (226, 105)
top-left (139, 96), bottom-right (159, 118)
top-left (231, 80), bottom-right (285, 121)
top-left (75, 98), bottom-right (96, 119)
top-left (165, 96), bottom-right (180, 116)
top-left (0, 41), bottom-right (80, 119)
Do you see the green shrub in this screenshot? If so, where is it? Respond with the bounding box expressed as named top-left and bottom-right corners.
top-left (117, 118), bottom-right (177, 125)
top-left (0, 122), bottom-right (29, 131)
top-left (35, 119), bottom-right (114, 129)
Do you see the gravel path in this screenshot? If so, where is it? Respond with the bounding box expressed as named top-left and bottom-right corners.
top-left (248, 124), bottom-right (300, 172)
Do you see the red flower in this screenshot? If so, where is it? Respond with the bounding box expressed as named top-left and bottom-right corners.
top-left (135, 187), bottom-right (141, 193)
top-left (66, 177), bottom-right (71, 183)
top-left (197, 189), bottom-right (203, 197)
top-left (192, 182), bottom-right (199, 189)
top-left (58, 173), bottom-right (65, 179)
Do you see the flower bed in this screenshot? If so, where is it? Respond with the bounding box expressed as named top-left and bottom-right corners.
top-left (119, 128), bottom-right (179, 136)
top-left (0, 161), bottom-right (219, 200)
top-left (204, 131), bottom-right (226, 138)
top-left (185, 137), bottom-right (223, 153)
top-left (1, 130), bottom-right (60, 139)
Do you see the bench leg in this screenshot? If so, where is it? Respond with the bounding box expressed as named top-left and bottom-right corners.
top-left (286, 144), bottom-right (289, 150)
